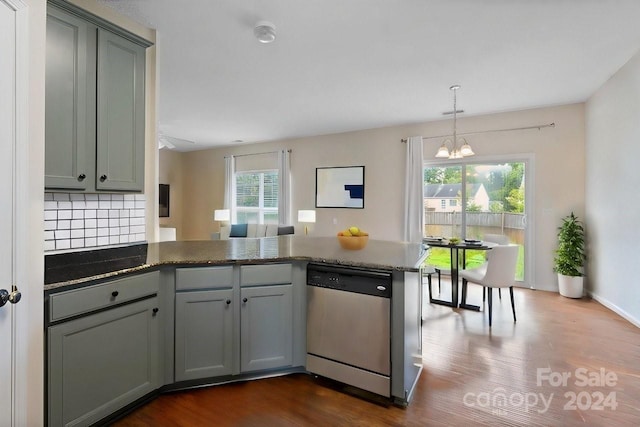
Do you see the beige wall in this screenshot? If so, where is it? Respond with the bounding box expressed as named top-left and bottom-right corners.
top-left (168, 103), bottom-right (585, 291)
top-left (159, 149), bottom-right (185, 240)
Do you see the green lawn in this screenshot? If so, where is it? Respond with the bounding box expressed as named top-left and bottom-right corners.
top-left (425, 245), bottom-right (525, 281)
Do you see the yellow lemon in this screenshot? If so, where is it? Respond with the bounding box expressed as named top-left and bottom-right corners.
top-left (349, 226), bottom-right (360, 236)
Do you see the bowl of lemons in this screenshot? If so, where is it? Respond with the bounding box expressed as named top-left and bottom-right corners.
top-left (337, 226), bottom-right (369, 250)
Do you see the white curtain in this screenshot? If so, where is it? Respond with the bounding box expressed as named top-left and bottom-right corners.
top-left (278, 149), bottom-right (291, 225)
top-left (404, 136), bottom-right (424, 243)
top-left (224, 155), bottom-right (235, 222)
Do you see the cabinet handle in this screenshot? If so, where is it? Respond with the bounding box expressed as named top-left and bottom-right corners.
top-left (242, 297), bottom-right (248, 303)
top-left (100, 174), bottom-right (107, 182)
top-left (152, 307), bottom-right (159, 315)
top-left (77, 173), bottom-right (86, 181)
top-left (226, 299), bottom-right (231, 305)
top-left (111, 291), bottom-right (119, 298)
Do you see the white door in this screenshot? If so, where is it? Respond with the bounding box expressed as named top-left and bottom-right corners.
top-left (1, 1), bottom-right (23, 425)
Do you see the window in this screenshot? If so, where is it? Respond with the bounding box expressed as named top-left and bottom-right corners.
top-left (235, 170), bottom-right (279, 224)
top-left (440, 200), bottom-right (446, 210)
top-left (423, 160), bottom-right (531, 284)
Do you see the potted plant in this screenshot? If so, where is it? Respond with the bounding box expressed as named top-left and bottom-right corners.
top-left (554, 212), bottom-right (586, 298)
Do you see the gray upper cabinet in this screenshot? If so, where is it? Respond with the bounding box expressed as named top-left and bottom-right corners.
top-left (45, 6), bottom-right (95, 190)
top-left (96, 29), bottom-right (146, 191)
top-left (45, 1), bottom-right (149, 192)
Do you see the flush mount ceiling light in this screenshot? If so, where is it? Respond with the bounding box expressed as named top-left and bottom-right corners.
top-left (435, 85), bottom-right (475, 159)
top-left (254, 21), bottom-right (276, 43)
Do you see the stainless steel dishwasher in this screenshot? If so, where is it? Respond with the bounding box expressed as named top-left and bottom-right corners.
top-left (306, 263), bottom-right (392, 397)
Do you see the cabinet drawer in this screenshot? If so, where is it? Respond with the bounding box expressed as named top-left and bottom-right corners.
top-left (240, 264), bottom-right (292, 286)
top-left (176, 266), bottom-right (234, 291)
top-left (49, 270), bottom-right (159, 322)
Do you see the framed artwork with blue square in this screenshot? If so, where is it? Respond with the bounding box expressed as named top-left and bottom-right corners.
top-left (315, 166), bottom-right (365, 209)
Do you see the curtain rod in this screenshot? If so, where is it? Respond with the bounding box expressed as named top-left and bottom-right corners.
top-left (400, 122), bottom-right (555, 142)
top-left (225, 149), bottom-right (291, 159)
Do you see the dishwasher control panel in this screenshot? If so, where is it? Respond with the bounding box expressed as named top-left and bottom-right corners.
top-left (306, 263), bottom-right (392, 298)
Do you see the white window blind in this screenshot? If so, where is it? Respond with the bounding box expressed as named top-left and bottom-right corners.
top-left (235, 170), bottom-right (279, 224)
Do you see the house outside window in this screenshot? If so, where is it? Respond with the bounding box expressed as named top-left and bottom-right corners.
top-left (235, 170), bottom-right (279, 224)
top-left (450, 199), bottom-right (457, 207)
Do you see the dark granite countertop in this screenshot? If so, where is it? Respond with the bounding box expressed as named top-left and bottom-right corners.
top-left (44, 236), bottom-right (427, 291)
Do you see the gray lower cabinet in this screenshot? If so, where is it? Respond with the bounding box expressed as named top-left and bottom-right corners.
top-left (240, 284), bottom-right (293, 372)
top-left (174, 289), bottom-right (234, 381)
top-left (174, 266), bottom-right (234, 382)
top-left (174, 264), bottom-right (295, 382)
top-left (45, 1), bottom-right (148, 192)
top-left (48, 297), bottom-right (161, 427)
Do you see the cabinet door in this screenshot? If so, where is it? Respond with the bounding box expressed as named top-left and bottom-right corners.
top-left (175, 289), bottom-right (234, 381)
top-left (45, 6), bottom-right (96, 190)
top-left (240, 284), bottom-right (293, 373)
top-left (96, 28), bottom-right (145, 192)
top-left (48, 297), bottom-right (161, 427)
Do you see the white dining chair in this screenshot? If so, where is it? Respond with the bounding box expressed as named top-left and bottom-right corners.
top-left (459, 244), bottom-right (519, 327)
top-left (482, 234), bottom-right (510, 301)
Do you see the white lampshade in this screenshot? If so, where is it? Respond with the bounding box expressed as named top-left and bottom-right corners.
top-left (297, 210), bottom-right (316, 223)
top-left (459, 139), bottom-right (475, 156)
top-left (435, 142), bottom-right (450, 158)
top-left (214, 209), bottom-right (230, 221)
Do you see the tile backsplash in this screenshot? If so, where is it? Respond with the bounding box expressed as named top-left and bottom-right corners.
top-left (44, 193), bottom-right (146, 252)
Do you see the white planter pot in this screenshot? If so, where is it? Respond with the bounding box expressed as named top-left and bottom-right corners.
top-left (558, 274), bottom-right (584, 298)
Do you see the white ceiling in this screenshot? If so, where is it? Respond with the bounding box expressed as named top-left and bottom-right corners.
top-left (98, 0), bottom-right (640, 151)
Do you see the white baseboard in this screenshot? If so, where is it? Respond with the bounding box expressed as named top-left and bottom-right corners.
top-left (589, 291), bottom-right (640, 328)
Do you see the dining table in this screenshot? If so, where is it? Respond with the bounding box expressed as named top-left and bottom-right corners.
top-left (423, 239), bottom-right (495, 310)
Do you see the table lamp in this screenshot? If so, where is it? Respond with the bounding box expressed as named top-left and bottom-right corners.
top-left (297, 210), bottom-right (316, 235)
top-left (214, 209), bottom-right (230, 223)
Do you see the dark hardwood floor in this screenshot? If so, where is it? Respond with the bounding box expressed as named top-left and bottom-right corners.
top-left (113, 283), bottom-right (640, 426)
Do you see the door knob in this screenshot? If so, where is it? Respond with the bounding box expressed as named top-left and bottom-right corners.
top-left (0, 289), bottom-right (8, 307)
top-left (100, 174), bottom-right (107, 182)
top-left (9, 286), bottom-right (21, 304)
top-left (0, 286), bottom-right (21, 307)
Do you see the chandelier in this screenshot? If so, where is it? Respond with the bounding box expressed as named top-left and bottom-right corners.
top-left (435, 85), bottom-right (475, 159)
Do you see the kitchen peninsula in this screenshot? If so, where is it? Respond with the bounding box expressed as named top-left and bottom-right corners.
top-left (44, 236), bottom-right (426, 426)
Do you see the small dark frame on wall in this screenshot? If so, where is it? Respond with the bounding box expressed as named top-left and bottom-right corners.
top-left (315, 166), bottom-right (365, 209)
top-left (159, 184), bottom-right (170, 217)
